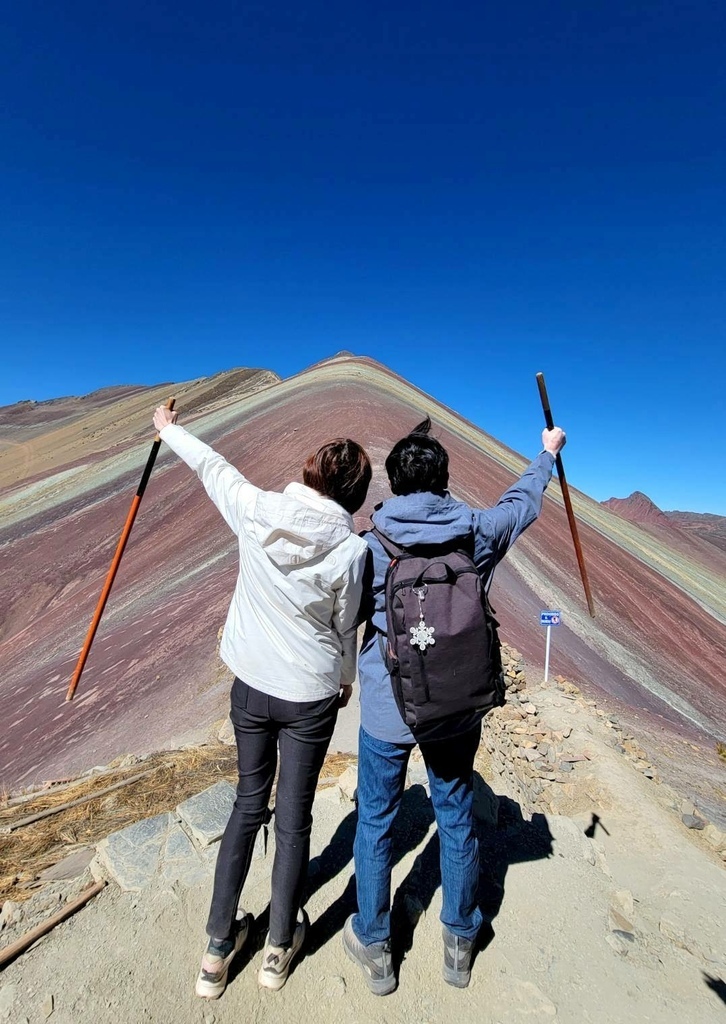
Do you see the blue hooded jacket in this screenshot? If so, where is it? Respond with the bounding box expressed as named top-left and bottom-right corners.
top-left (358, 450), bottom-right (555, 744)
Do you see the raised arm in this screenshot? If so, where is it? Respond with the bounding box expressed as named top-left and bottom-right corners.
top-left (472, 427), bottom-right (566, 568)
top-left (153, 406), bottom-right (259, 535)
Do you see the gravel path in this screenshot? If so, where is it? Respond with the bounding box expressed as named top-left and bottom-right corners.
top-left (2, 687), bottom-right (725, 1024)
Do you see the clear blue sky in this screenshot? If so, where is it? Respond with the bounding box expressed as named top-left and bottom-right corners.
top-left (2, 2), bottom-right (724, 513)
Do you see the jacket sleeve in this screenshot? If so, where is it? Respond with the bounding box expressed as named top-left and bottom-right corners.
top-left (160, 423), bottom-right (259, 535)
top-left (332, 546), bottom-right (368, 686)
top-left (472, 451), bottom-right (555, 569)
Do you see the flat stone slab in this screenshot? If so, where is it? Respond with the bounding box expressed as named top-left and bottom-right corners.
top-left (160, 824), bottom-right (210, 888)
top-left (177, 781), bottom-right (236, 847)
top-left (38, 848), bottom-right (95, 882)
top-left (96, 812), bottom-right (175, 891)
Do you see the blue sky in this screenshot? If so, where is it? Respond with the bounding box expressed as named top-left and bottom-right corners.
top-left (2, 2), bottom-right (724, 513)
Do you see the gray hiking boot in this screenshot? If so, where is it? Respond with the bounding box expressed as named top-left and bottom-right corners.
top-left (342, 915), bottom-right (396, 996)
top-left (442, 927), bottom-right (474, 988)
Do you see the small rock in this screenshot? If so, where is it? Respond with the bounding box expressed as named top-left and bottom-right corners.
top-left (523, 703), bottom-right (538, 715)
top-left (608, 908), bottom-right (635, 939)
top-left (612, 890), bottom-right (635, 918)
top-left (337, 765), bottom-right (358, 802)
top-left (681, 814), bottom-right (706, 830)
top-left (41, 994), bottom-right (54, 1019)
top-left (217, 717), bottom-right (235, 746)
top-left (315, 785), bottom-right (346, 806)
top-left (562, 726), bottom-right (572, 738)
top-left (407, 760), bottom-right (430, 791)
top-left (325, 975), bottom-right (347, 997)
top-left (703, 824), bottom-right (726, 851)
top-left (0, 900), bottom-right (22, 930)
top-left (558, 761), bottom-right (574, 773)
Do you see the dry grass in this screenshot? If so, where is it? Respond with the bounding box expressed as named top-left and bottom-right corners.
top-left (717, 741), bottom-right (726, 765)
top-left (0, 744), bottom-right (355, 904)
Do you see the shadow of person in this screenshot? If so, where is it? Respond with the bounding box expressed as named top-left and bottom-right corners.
top-left (304, 783), bottom-right (436, 956)
top-left (305, 807), bottom-right (359, 901)
top-left (704, 972), bottom-right (726, 1005)
top-left (389, 778), bottom-right (554, 973)
top-left (584, 813), bottom-right (610, 839)
top-left (226, 809), bottom-right (360, 988)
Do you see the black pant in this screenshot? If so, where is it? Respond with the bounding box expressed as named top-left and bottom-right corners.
top-left (206, 678), bottom-right (339, 947)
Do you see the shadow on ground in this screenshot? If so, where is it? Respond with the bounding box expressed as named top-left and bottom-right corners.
top-left (389, 780), bottom-right (554, 973)
top-left (273, 772), bottom-right (555, 974)
top-left (704, 972), bottom-right (726, 1005)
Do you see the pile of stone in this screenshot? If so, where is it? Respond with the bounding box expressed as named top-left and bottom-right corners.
top-left (552, 676), bottom-right (658, 780)
top-left (486, 652), bottom-right (662, 821)
top-left (500, 643), bottom-right (527, 694)
top-left (485, 696), bottom-right (580, 816)
top-left (483, 647), bottom-right (583, 815)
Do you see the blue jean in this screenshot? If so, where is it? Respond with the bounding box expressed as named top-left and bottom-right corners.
top-left (352, 723), bottom-right (483, 945)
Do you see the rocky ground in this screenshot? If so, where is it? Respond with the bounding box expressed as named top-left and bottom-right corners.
top-left (1, 653), bottom-right (725, 1023)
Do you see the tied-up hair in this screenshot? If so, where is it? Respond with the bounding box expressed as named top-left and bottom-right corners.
top-left (385, 415), bottom-right (449, 496)
top-left (303, 438), bottom-right (372, 514)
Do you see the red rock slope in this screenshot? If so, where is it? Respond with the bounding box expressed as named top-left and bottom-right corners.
top-left (1, 356), bottom-right (725, 803)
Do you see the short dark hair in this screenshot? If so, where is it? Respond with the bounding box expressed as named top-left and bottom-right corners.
top-left (385, 417), bottom-right (449, 496)
top-left (303, 438), bottom-right (372, 514)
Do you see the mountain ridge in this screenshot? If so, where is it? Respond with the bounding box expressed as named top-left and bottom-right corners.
top-left (1, 354), bottom-right (724, 825)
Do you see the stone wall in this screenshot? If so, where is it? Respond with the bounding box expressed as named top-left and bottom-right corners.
top-left (484, 643), bottom-right (569, 816)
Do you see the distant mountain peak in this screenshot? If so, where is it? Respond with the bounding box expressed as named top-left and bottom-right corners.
top-left (602, 491), bottom-right (671, 526)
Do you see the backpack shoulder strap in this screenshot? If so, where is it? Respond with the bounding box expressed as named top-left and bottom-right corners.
top-left (370, 526), bottom-right (407, 560)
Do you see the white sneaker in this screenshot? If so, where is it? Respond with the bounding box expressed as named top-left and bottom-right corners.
top-left (258, 909), bottom-right (308, 991)
top-left (195, 911), bottom-right (252, 1000)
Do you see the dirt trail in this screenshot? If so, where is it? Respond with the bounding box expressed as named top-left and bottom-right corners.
top-left (1, 680), bottom-right (725, 1024)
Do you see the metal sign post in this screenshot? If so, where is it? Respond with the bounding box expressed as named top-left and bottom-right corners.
top-left (540, 610), bottom-right (562, 682)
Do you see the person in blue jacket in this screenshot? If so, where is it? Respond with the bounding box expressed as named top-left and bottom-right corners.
top-left (343, 416), bottom-right (566, 994)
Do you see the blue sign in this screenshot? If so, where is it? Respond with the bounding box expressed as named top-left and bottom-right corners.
top-left (540, 610), bottom-right (562, 627)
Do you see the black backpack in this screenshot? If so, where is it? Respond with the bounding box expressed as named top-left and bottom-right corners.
top-left (372, 528), bottom-right (505, 741)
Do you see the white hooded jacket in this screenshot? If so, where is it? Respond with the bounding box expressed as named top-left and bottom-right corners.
top-left (161, 424), bottom-right (368, 701)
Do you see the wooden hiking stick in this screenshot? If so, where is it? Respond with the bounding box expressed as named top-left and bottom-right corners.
top-left (0, 881), bottom-right (106, 968)
top-left (65, 397), bottom-right (176, 701)
top-left (536, 373), bottom-right (596, 618)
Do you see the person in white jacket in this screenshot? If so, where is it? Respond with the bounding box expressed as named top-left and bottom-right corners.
top-left (153, 406), bottom-right (371, 998)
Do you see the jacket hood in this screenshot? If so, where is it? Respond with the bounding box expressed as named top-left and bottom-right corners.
top-left (372, 491), bottom-right (472, 547)
top-left (253, 482), bottom-right (353, 567)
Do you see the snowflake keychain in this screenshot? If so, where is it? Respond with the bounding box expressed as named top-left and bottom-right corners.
top-left (410, 584), bottom-right (435, 652)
